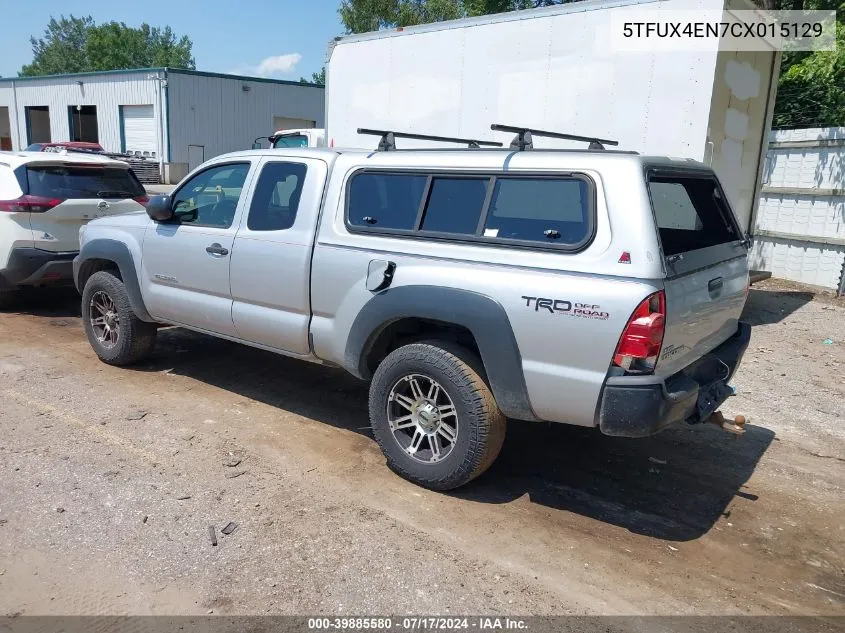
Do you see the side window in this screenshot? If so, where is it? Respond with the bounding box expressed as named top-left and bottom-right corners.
top-left (485, 178), bottom-right (590, 244)
top-left (420, 178), bottom-right (487, 235)
top-left (247, 161), bottom-right (308, 231)
top-left (345, 171), bottom-right (595, 250)
top-left (171, 163), bottom-right (250, 228)
top-left (347, 173), bottom-right (427, 230)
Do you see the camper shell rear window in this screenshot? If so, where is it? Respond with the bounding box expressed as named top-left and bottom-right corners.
top-left (345, 169), bottom-right (595, 251)
top-left (646, 170), bottom-right (740, 256)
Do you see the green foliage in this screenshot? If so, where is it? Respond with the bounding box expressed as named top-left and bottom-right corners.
top-left (339, 0), bottom-right (457, 31)
top-left (773, 0), bottom-right (844, 128)
top-left (20, 15), bottom-right (94, 76)
top-left (86, 23), bottom-right (194, 71)
top-left (463, 0), bottom-right (560, 15)
top-left (19, 14), bottom-right (195, 77)
top-left (301, 67), bottom-right (327, 86)
top-left (773, 22), bottom-right (845, 127)
top-left (338, 0), bottom-right (565, 32)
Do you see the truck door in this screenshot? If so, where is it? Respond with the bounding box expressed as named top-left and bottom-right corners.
top-left (140, 161), bottom-right (253, 336)
top-left (230, 156), bottom-right (328, 355)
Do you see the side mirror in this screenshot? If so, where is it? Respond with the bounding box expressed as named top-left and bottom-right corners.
top-left (253, 136), bottom-right (274, 150)
top-left (145, 195), bottom-right (174, 222)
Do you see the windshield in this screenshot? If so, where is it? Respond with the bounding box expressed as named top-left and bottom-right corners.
top-left (273, 134), bottom-right (308, 148)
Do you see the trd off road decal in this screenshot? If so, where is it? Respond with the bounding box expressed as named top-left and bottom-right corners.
top-left (521, 296), bottom-right (610, 320)
top-left (661, 343), bottom-right (689, 360)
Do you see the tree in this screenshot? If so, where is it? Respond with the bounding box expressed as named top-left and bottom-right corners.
top-left (773, 22), bottom-right (844, 127)
top-left (85, 23), bottom-right (194, 71)
top-left (20, 15), bottom-right (93, 76)
top-left (300, 67), bottom-right (327, 85)
top-left (338, 0), bottom-right (564, 30)
top-left (19, 14), bottom-right (195, 77)
top-left (771, 0), bottom-right (844, 127)
top-left (463, 0), bottom-right (561, 15)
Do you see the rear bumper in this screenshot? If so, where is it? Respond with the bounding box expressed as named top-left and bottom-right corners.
top-left (598, 322), bottom-right (751, 438)
top-left (0, 248), bottom-right (78, 290)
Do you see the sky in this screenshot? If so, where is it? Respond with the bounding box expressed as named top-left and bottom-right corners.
top-left (0, 0), bottom-right (345, 80)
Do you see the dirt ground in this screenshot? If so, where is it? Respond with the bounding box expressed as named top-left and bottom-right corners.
top-left (0, 281), bottom-right (842, 619)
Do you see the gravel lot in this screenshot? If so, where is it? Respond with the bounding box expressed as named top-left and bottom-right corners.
top-left (0, 281), bottom-right (842, 619)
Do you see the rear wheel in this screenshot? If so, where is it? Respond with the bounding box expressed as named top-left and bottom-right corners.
top-left (81, 271), bottom-right (156, 365)
top-left (369, 341), bottom-right (506, 490)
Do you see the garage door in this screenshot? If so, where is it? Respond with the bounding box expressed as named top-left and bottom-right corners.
top-left (122, 105), bottom-right (156, 156)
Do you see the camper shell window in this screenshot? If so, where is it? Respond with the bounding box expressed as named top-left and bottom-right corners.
top-left (345, 170), bottom-right (595, 251)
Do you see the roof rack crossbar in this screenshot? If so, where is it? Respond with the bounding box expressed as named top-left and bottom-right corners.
top-left (490, 124), bottom-right (619, 151)
top-left (357, 128), bottom-right (503, 151)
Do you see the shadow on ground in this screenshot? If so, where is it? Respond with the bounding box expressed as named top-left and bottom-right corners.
top-left (454, 420), bottom-right (773, 542)
top-left (129, 326), bottom-right (774, 542)
top-left (1, 286), bottom-right (81, 319)
top-left (743, 287), bottom-right (813, 325)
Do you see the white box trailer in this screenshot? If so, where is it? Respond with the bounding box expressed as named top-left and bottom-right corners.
top-left (325, 0), bottom-right (780, 235)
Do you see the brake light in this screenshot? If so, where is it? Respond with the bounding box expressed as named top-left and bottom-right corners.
top-left (0, 194), bottom-right (63, 213)
top-left (613, 291), bottom-right (666, 373)
top-left (134, 195), bottom-right (150, 206)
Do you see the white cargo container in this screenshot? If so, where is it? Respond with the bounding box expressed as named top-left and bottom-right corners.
top-left (325, 0), bottom-right (780, 234)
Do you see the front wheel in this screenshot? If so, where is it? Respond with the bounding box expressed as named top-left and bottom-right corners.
top-left (369, 342), bottom-right (506, 490)
top-left (81, 271), bottom-right (157, 366)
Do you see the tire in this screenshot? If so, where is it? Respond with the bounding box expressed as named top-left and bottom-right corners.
top-left (369, 341), bottom-right (507, 491)
top-left (81, 271), bottom-right (157, 366)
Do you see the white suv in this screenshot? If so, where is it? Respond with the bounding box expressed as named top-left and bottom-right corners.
top-left (0, 151), bottom-right (147, 307)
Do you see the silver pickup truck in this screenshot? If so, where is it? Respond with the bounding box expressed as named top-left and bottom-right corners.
top-left (74, 132), bottom-right (751, 490)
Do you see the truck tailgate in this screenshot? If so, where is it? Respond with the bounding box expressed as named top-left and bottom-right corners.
top-left (648, 170), bottom-right (749, 377)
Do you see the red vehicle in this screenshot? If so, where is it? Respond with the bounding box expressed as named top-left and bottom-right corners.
top-left (25, 141), bottom-right (105, 154)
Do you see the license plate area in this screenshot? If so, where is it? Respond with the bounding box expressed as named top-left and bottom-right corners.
top-left (695, 380), bottom-right (733, 421)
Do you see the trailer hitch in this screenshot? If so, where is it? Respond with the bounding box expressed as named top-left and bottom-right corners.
top-left (707, 411), bottom-right (747, 436)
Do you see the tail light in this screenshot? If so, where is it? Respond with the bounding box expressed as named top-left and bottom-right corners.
top-left (613, 291), bottom-right (666, 374)
top-left (134, 195), bottom-right (150, 206)
top-left (0, 194), bottom-right (63, 213)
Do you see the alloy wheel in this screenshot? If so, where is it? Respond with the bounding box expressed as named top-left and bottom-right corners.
top-left (89, 290), bottom-right (120, 348)
top-left (386, 374), bottom-right (458, 464)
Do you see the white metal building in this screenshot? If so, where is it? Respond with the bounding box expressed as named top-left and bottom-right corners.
top-left (325, 0), bottom-right (779, 239)
top-left (751, 127), bottom-right (845, 293)
top-left (0, 68), bottom-right (324, 183)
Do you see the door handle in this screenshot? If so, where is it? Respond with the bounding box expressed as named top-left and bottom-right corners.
top-left (205, 243), bottom-right (229, 257)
